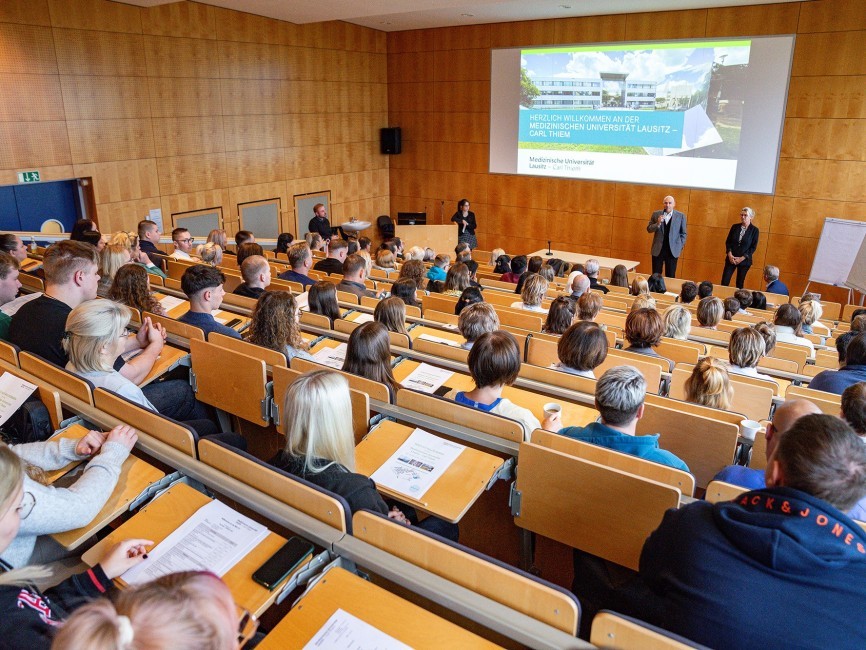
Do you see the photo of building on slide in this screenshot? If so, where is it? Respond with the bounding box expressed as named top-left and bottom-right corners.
top-left (519, 41), bottom-right (750, 159)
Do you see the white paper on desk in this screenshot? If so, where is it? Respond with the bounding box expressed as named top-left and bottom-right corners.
top-left (0, 372), bottom-right (37, 426)
top-left (303, 608), bottom-right (411, 650)
top-left (0, 292), bottom-right (41, 316)
top-left (158, 295), bottom-right (185, 311)
top-left (294, 291), bottom-right (309, 312)
top-left (400, 363), bottom-right (454, 394)
top-left (312, 342), bottom-right (347, 369)
top-left (417, 333), bottom-right (462, 348)
top-left (351, 312), bottom-right (374, 324)
top-left (120, 499), bottom-right (268, 585)
top-left (369, 428), bottom-right (464, 500)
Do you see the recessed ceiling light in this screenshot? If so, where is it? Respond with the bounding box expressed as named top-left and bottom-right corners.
top-left (560, 4), bottom-right (572, 8)
top-left (461, 13), bottom-right (474, 17)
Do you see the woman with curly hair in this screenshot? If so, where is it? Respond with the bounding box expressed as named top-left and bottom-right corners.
top-left (108, 264), bottom-right (165, 316)
top-left (247, 291), bottom-right (312, 363)
top-left (398, 258), bottom-right (427, 292)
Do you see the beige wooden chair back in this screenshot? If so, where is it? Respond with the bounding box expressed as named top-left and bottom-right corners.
top-left (219, 292), bottom-right (257, 311)
top-left (189, 339), bottom-right (269, 424)
top-left (19, 273), bottom-right (44, 292)
top-left (669, 365), bottom-right (773, 421)
top-left (291, 357), bottom-right (391, 403)
top-left (208, 332), bottom-right (287, 368)
top-left (422, 293), bottom-right (458, 315)
top-left (656, 340), bottom-right (699, 365)
top-left (299, 311), bottom-right (332, 329)
top-left (144, 311), bottom-right (205, 341)
top-left (0, 340), bottom-right (19, 366)
top-left (519, 363), bottom-right (598, 397)
top-left (815, 349), bottom-right (838, 369)
top-left (770, 342), bottom-right (809, 372)
top-left (705, 480), bottom-right (748, 504)
top-left (591, 611), bottom-right (700, 649)
top-left (750, 429), bottom-right (769, 471)
top-left (526, 336), bottom-right (559, 367)
top-left (689, 327), bottom-right (731, 345)
top-left (785, 384), bottom-right (842, 414)
top-left (412, 337), bottom-right (469, 363)
top-left (758, 355), bottom-right (799, 374)
top-left (19, 352), bottom-right (93, 405)
top-left (423, 309), bottom-right (458, 327)
top-left (596, 352), bottom-right (663, 395)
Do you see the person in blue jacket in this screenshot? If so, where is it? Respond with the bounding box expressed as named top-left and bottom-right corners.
top-left (763, 264), bottom-right (789, 296)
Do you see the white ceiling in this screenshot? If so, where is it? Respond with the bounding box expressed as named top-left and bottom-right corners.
top-left (118, 0), bottom-right (806, 32)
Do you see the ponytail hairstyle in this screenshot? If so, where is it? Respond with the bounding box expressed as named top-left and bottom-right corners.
top-left (195, 242), bottom-right (223, 266)
top-left (723, 297), bottom-right (740, 320)
top-left (684, 357), bottom-right (733, 411)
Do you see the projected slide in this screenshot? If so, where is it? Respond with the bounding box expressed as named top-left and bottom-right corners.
top-left (489, 36), bottom-right (795, 193)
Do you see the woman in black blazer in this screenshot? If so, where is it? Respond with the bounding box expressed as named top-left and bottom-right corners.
top-left (722, 207), bottom-right (759, 289)
top-left (450, 198), bottom-right (477, 250)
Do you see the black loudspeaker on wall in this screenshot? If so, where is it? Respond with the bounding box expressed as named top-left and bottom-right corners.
top-left (380, 127), bottom-right (402, 154)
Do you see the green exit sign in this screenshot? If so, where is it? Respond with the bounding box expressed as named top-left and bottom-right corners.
top-left (17, 170), bottom-right (40, 183)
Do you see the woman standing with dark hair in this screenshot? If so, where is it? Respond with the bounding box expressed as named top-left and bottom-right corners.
top-left (450, 199), bottom-right (477, 250)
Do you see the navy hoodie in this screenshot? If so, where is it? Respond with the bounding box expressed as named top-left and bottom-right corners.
top-left (639, 487), bottom-right (866, 649)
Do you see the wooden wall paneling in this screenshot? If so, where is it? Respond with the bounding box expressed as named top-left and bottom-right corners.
top-left (0, 24), bottom-right (57, 74)
top-left (47, 0), bottom-right (142, 33)
top-left (791, 31), bottom-right (866, 77)
top-left (770, 198), bottom-right (866, 238)
top-left (74, 159), bottom-right (161, 204)
top-left (763, 233), bottom-right (820, 276)
top-left (283, 113), bottom-right (326, 148)
top-left (776, 159), bottom-right (866, 203)
top-left (0, 0), bottom-right (51, 26)
top-left (680, 259), bottom-right (728, 286)
top-left (212, 6), bottom-right (289, 45)
top-left (488, 204), bottom-right (549, 240)
top-left (624, 9), bottom-right (708, 40)
top-left (285, 47), bottom-right (323, 82)
top-left (609, 216), bottom-right (654, 255)
top-left (60, 75), bottom-right (151, 121)
top-left (680, 224), bottom-right (734, 263)
top-left (161, 189), bottom-right (231, 226)
top-left (553, 14), bottom-right (627, 44)
top-left (435, 81), bottom-right (490, 113)
top-left (157, 153), bottom-right (228, 196)
top-left (781, 118), bottom-right (866, 161)
top-left (152, 116), bottom-right (226, 158)
top-left (387, 112), bottom-right (431, 145)
top-left (786, 76), bottom-right (866, 119)
top-left (53, 28), bottom-right (146, 76)
top-left (0, 165), bottom-right (73, 186)
top-left (140, 1), bottom-right (216, 39)
top-left (433, 49), bottom-right (491, 82)
top-left (387, 81), bottom-right (432, 113)
top-left (0, 73), bottom-right (64, 121)
top-left (66, 119), bottom-right (155, 164)
top-left (0, 121), bottom-right (71, 168)
top-left (95, 197), bottom-right (162, 234)
top-left (489, 18), bottom-right (556, 48)
top-left (705, 3), bottom-right (800, 36)
top-left (291, 21), bottom-right (328, 50)
top-left (487, 174), bottom-right (549, 210)
top-left (797, 0), bottom-right (866, 34)
top-left (613, 184), bottom-right (688, 219)
top-left (388, 29), bottom-right (435, 55)
top-left (546, 178), bottom-right (617, 215)
top-left (387, 51), bottom-right (435, 84)
top-left (228, 181), bottom-right (288, 210)
top-left (225, 114), bottom-right (283, 152)
top-left (143, 36), bottom-right (220, 79)
top-left (148, 78), bottom-right (223, 118)
top-left (547, 212), bottom-right (614, 252)
top-left (221, 78), bottom-right (286, 116)
top-left (434, 24), bottom-right (491, 51)
top-left (218, 41), bottom-right (288, 80)
top-left (687, 191), bottom-right (774, 229)
top-left (225, 148), bottom-right (285, 187)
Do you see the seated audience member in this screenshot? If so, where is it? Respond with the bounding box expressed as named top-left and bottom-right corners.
top-left (751, 290), bottom-right (767, 310)
top-left (177, 265), bottom-right (241, 340)
top-left (584, 258), bottom-right (608, 294)
top-left (96, 244), bottom-right (131, 298)
top-left (609, 264), bottom-right (629, 288)
top-left (538, 263), bottom-right (555, 283)
top-left (569, 274), bottom-right (590, 299)
top-left (852, 309), bottom-right (866, 329)
top-left (511, 274), bottom-right (548, 313)
top-left (773, 303), bottom-right (815, 356)
top-left (372, 249), bottom-right (397, 273)
top-left (696, 296), bottom-right (723, 329)
top-left (374, 296), bottom-right (409, 337)
top-left (630, 294), bottom-right (656, 312)
top-left (753, 320), bottom-right (777, 356)
top-left (465, 259), bottom-right (483, 289)
top-left (107, 264), bottom-right (165, 316)
top-left (233, 254), bottom-right (270, 299)
top-left (342, 322), bottom-right (401, 398)
top-left (305, 232), bottom-right (324, 252)
top-left (278, 241), bottom-right (316, 288)
top-left (276, 232), bottom-right (294, 254)
top-left (728, 327), bottom-right (773, 381)
top-left (308, 281), bottom-right (342, 323)
top-left (313, 238), bottom-right (347, 274)
top-left (489, 248), bottom-right (505, 266)
top-left (70, 218), bottom-right (97, 242)
top-left (0, 233), bottom-right (28, 262)
top-left (714, 398), bottom-right (821, 489)
top-left (834, 331), bottom-right (857, 366)
top-left (576, 292), bottom-right (603, 323)
top-left (647, 273), bottom-right (667, 294)
top-left (556, 321), bottom-right (608, 379)
top-left (248, 291), bottom-right (312, 363)
top-left (734, 288), bottom-right (753, 314)
top-left (109, 230), bottom-right (166, 279)
top-left (405, 245), bottom-right (425, 261)
top-left (624, 308), bottom-right (673, 370)
top-left (426, 254), bottom-right (450, 282)
top-left (236, 241), bottom-right (263, 267)
top-left (548, 258), bottom-right (565, 277)
top-left (677, 281), bottom-right (698, 304)
top-left (348, 237), bottom-right (361, 255)
top-left (454, 241), bottom-right (471, 264)
top-left (0, 252), bottom-right (21, 339)
top-left (455, 286), bottom-right (483, 315)
top-left (637, 414), bottom-right (866, 649)
top-left (234, 229), bottom-right (255, 249)
top-left (810, 332), bottom-right (866, 394)
top-left (195, 241), bottom-right (222, 266)
top-left (449, 331), bottom-right (559, 440)
top-left (841, 382), bottom-right (866, 520)
top-left (53, 571), bottom-right (243, 650)
top-left (80, 229), bottom-right (105, 252)
top-left (444, 262), bottom-right (471, 298)
top-left (137, 219), bottom-right (164, 267)
top-left (501, 255), bottom-right (527, 284)
top-left (764, 264), bottom-right (789, 295)
top-left (798, 297), bottom-right (823, 335)
top-left (168, 227), bottom-right (194, 260)
top-left (493, 254), bottom-right (511, 275)
top-left (390, 278), bottom-right (420, 308)
top-left (2, 422), bottom-right (136, 568)
top-left (458, 303), bottom-right (498, 350)
top-left (357, 236), bottom-right (371, 253)
top-left (9, 241), bottom-right (156, 383)
top-left (630, 276), bottom-right (649, 297)
top-left (662, 305), bottom-right (691, 341)
top-left (0, 444), bottom-right (150, 645)
top-left (391, 237), bottom-right (405, 259)
top-left (399, 259), bottom-right (427, 293)
top-left (557, 366), bottom-right (688, 470)
top-left (543, 296), bottom-right (575, 335)
top-left (515, 256), bottom-right (543, 294)
top-left (697, 280), bottom-right (713, 299)
top-left (684, 357), bottom-right (733, 410)
top-left (723, 297), bottom-right (740, 320)
top-left (337, 253), bottom-right (377, 299)
top-left (270, 370), bottom-right (457, 539)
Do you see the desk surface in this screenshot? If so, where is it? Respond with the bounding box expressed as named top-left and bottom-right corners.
top-left (258, 566), bottom-right (501, 649)
top-left (356, 420), bottom-right (503, 523)
top-left (47, 424), bottom-right (166, 550)
top-left (527, 249), bottom-right (639, 272)
top-left (409, 324), bottom-right (466, 346)
top-left (82, 483), bottom-right (293, 617)
top-left (137, 344), bottom-right (188, 387)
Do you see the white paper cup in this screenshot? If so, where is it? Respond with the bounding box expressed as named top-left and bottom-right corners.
top-left (740, 419), bottom-right (762, 440)
top-left (543, 402), bottom-right (562, 418)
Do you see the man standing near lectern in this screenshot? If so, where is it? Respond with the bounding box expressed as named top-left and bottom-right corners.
top-left (647, 195), bottom-right (687, 278)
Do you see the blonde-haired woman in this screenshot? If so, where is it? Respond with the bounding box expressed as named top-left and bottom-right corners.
top-left (684, 357), bottom-right (734, 410)
top-left (489, 248), bottom-right (505, 266)
top-left (269, 370), bottom-right (458, 540)
top-left (697, 296), bottom-right (724, 329)
top-left (630, 276), bottom-right (649, 297)
top-left (195, 242), bottom-right (223, 267)
top-left (96, 244), bottom-right (131, 298)
top-left (373, 249), bottom-right (397, 273)
top-left (511, 274), bottom-right (549, 313)
top-left (798, 298), bottom-right (824, 336)
top-left (443, 262), bottom-right (471, 297)
top-left (374, 296), bottom-right (409, 337)
top-left (0, 443), bottom-right (150, 646)
top-left (206, 229), bottom-right (228, 251)
top-left (247, 291), bottom-right (312, 363)
top-left (109, 231), bottom-right (166, 279)
top-left (53, 571), bottom-right (244, 650)
top-left (663, 305), bottom-right (692, 340)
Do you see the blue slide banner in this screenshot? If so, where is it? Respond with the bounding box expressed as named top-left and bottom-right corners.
top-left (519, 109), bottom-right (683, 148)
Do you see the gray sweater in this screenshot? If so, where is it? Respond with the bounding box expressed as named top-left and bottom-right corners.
top-left (2, 436), bottom-right (130, 568)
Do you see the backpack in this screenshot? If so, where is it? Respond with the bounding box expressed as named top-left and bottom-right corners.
top-left (0, 395), bottom-right (52, 444)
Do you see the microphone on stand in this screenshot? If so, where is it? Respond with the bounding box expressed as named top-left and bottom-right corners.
top-left (546, 240), bottom-right (553, 256)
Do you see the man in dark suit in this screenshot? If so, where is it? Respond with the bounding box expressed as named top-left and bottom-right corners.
top-left (721, 207), bottom-right (760, 288)
top-left (646, 195), bottom-right (687, 278)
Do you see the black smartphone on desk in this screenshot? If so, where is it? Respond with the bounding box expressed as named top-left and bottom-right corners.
top-left (252, 537), bottom-right (314, 590)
